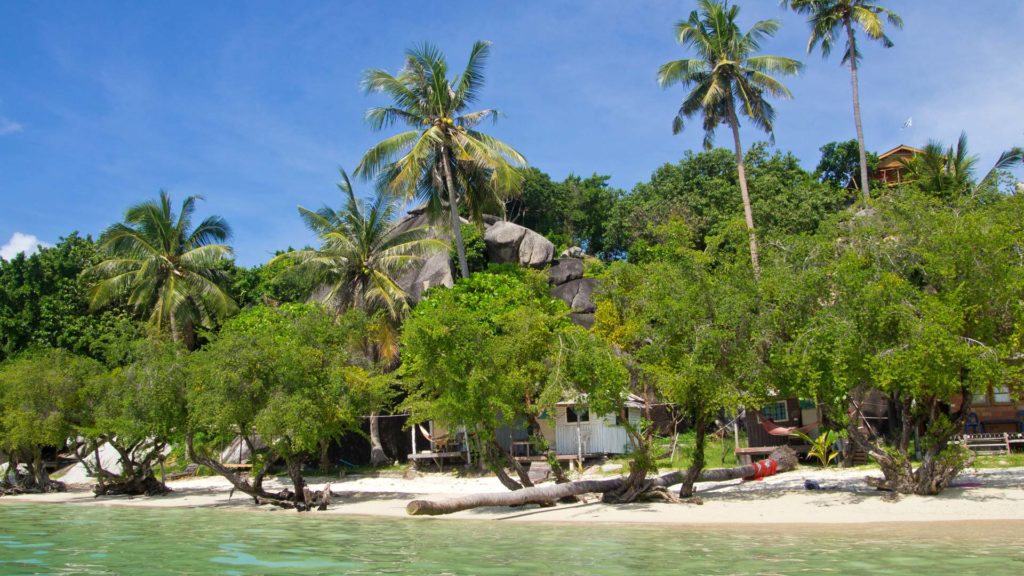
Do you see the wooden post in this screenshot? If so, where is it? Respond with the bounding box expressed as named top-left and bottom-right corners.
top-left (411, 426), bottom-right (417, 455)
top-left (576, 423), bottom-right (583, 464)
top-left (734, 408), bottom-right (741, 456)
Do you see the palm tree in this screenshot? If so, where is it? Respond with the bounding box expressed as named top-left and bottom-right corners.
top-left (785, 0), bottom-right (902, 203)
top-left (355, 41), bottom-right (526, 279)
top-left (85, 192), bottom-right (236, 349)
top-left (277, 169), bottom-right (445, 465)
top-left (658, 0), bottom-right (802, 277)
top-left (278, 169), bottom-right (446, 319)
top-left (900, 132), bottom-right (1024, 198)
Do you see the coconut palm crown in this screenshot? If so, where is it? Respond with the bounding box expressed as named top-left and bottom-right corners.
top-left (85, 191), bottom-right (237, 348)
top-left (784, 0), bottom-right (903, 202)
top-left (658, 0), bottom-right (802, 277)
top-left (900, 132), bottom-right (1024, 198)
top-left (276, 169), bottom-right (447, 321)
top-left (354, 40), bottom-right (526, 279)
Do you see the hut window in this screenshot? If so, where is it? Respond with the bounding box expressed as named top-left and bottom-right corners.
top-left (761, 401), bottom-right (788, 422)
top-left (993, 386), bottom-right (1011, 404)
top-left (566, 407), bottom-right (589, 423)
top-left (972, 391), bottom-right (989, 406)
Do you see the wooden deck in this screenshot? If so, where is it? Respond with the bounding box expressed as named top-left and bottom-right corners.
top-left (512, 454), bottom-right (582, 464)
top-left (735, 445), bottom-right (810, 465)
top-left (407, 451), bottom-right (468, 472)
top-left (955, 433), bottom-right (1024, 456)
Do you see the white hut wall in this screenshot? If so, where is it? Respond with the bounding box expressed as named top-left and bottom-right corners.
top-left (554, 406), bottom-right (637, 456)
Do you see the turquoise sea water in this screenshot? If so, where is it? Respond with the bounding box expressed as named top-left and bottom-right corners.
top-left (1, 502), bottom-right (1022, 575)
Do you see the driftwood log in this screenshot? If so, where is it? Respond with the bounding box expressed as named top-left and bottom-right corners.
top-left (407, 446), bottom-right (797, 516)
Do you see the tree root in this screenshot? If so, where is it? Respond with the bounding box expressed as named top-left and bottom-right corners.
top-left (93, 475), bottom-right (171, 497)
top-left (0, 479), bottom-right (66, 496)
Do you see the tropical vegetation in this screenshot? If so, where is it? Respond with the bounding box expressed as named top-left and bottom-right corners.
top-left (784, 0), bottom-right (902, 202)
top-left (658, 0), bottom-right (802, 277)
top-left (3, 1), bottom-right (1023, 510)
top-left (355, 41), bottom-right (526, 279)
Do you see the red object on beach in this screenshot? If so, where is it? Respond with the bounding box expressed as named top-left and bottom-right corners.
top-left (744, 458), bottom-right (778, 481)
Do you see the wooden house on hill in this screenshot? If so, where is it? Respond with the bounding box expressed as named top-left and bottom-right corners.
top-left (872, 144), bottom-right (923, 187)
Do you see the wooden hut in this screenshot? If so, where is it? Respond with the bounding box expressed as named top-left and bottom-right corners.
top-left (548, 394), bottom-right (645, 458)
top-left (871, 144), bottom-right (923, 187)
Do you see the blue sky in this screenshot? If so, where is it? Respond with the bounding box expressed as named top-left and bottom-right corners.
top-left (2, 1), bottom-right (1022, 266)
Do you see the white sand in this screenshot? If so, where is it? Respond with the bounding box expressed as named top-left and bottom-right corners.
top-left (6, 465), bottom-right (1024, 525)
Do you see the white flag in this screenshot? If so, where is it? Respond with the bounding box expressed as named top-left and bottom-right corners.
top-left (901, 117), bottom-right (913, 129)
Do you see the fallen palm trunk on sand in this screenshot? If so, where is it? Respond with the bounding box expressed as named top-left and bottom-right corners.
top-left (407, 446), bottom-right (797, 516)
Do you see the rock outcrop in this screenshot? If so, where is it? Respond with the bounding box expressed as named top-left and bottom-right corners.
top-left (393, 206), bottom-right (456, 301)
top-left (547, 258), bottom-right (584, 285)
top-left (393, 210), bottom-right (596, 326)
top-left (484, 221), bottom-right (555, 268)
top-left (547, 252), bottom-right (596, 327)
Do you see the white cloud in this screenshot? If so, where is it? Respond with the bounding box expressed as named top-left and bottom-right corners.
top-left (0, 116), bottom-right (23, 136)
top-left (0, 233), bottom-right (51, 260)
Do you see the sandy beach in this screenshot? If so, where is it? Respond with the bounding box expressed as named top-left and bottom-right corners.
top-left (5, 465), bottom-right (1023, 526)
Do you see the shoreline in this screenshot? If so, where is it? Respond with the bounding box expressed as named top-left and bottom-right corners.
top-left (4, 465), bottom-right (1023, 527)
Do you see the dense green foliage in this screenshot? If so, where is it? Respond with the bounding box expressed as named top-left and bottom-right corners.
top-left (401, 268), bottom-right (628, 487)
top-left (759, 191), bottom-right (1024, 492)
top-left (507, 168), bottom-right (621, 257)
top-left (0, 234), bottom-right (142, 364)
top-left (229, 252), bottom-right (316, 308)
top-left (816, 139), bottom-right (879, 191)
top-left (597, 228), bottom-right (762, 495)
top-left (0, 349), bottom-right (103, 487)
top-left (610, 145), bottom-right (843, 260)
top-left (186, 304), bottom-right (372, 494)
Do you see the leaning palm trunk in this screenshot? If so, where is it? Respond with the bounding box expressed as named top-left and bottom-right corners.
top-left (406, 446), bottom-right (797, 516)
top-left (440, 146), bottom-right (470, 279)
top-left (728, 105), bottom-right (761, 278)
top-left (846, 21), bottom-right (871, 202)
top-left (368, 411), bottom-right (390, 467)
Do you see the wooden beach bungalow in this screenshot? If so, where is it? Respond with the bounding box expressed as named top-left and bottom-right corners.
top-left (547, 395), bottom-right (645, 459)
top-left (871, 144), bottom-right (923, 187)
top-left (408, 395), bottom-right (647, 469)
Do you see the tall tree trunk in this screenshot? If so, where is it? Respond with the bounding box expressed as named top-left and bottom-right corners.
top-left (407, 446), bottom-right (797, 516)
top-left (440, 146), bottom-right (470, 279)
top-left (727, 103), bottom-right (761, 278)
top-left (369, 412), bottom-right (390, 467)
top-left (846, 21), bottom-right (871, 202)
top-left (678, 415), bottom-right (707, 498)
top-left (287, 457), bottom-right (306, 509)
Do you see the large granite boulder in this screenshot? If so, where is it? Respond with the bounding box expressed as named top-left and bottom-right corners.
top-left (393, 206), bottom-right (455, 302)
top-left (484, 221), bottom-right (554, 268)
top-left (547, 258), bottom-right (584, 285)
top-left (551, 278), bottom-right (598, 313)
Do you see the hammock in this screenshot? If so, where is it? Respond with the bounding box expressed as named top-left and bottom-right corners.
top-left (758, 417), bottom-right (819, 437)
top-left (418, 425), bottom-right (449, 449)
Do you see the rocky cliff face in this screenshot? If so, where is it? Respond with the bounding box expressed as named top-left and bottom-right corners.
top-left (395, 211), bottom-right (596, 326)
